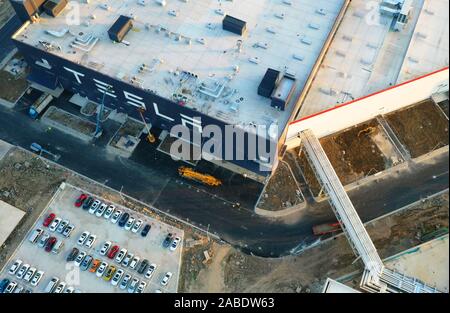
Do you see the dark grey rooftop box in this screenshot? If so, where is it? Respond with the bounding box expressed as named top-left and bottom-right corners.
top-left (223, 15), bottom-right (247, 36)
top-left (258, 68), bottom-right (281, 98)
top-left (42, 0), bottom-right (68, 18)
top-left (108, 15), bottom-right (133, 43)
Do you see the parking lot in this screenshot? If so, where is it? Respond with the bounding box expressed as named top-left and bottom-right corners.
top-left (0, 183), bottom-right (183, 293)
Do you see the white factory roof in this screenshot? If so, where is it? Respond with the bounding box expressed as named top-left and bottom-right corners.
top-left (296, 0), bottom-right (450, 119)
top-left (13, 0), bottom-right (345, 130)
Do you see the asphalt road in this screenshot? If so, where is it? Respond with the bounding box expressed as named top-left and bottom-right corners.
top-left (0, 100), bottom-right (448, 258)
top-left (0, 15), bottom-right (21, 62)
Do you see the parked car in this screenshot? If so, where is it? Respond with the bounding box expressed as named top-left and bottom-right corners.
top-left (82, 197), bottom-right (94, 210)
top-left (122, 253), bottom-right (134, 267)
top-left (28, 228), bottom-right (44, 244)
top-left (44, 277), bottom-right (59, 293)
top-left (77, 231), bottom-right (90, 245)
top-left (103, 265), bottom-right (117, 281)
top-left (80, 255), bottom-right (93, 271)
top-left (96, 262), bottom-right (108, 278)
top-left (120, 274), bottom-right (131, 290)
top-left (16, 264), bottom-right (30, 279)
top-left (88, 200), bottom-right (101, 214)
top-left (131, 219), bottom-right (143, 233)
top-left (38, 233), bottom-right (50, 248)
top-left (66, 247), bottom-right (80, 262)
top-left (89, 259), bottom-right (101, 273)
top-left (107, 245), bottom-right (120, 259)
top-left (64, 286), bottom-right (75, 293)
top-left (129, 256), bottom-right (140, 270)
top-left (52, 240), bottom-right (64, 254)
top-left (4, 281), bottom-right (17, 293)
top-left (135, 281), bottom-right (147, 293)
top-left (23, 289), bottom-right (32, 294)
top-left (100, 241), bottom-right (112, 256)
top-left (56, 220), bottom-right (69, 233)
top-left (53, 282), bottom-right (66, 293)
top-left (8, 259), bottom-right (23, 275)
top-left (43, 213), bottom-right (56, 227)
top-left (170, 237), bottom-right (181, 252)
top-left (30, 270), bottom-right (44, 287)
top-left (137, 259), bottom-right (149, 275)
top-left (95, 203), bottom-right (108, 217)
top-left (23, 267), bottom-right (37, 282)
top-left (118, 212), bottom-right (130, 227)
top-left (162, 233), bottom-right (173, 248)
top-left (115, 248), bottom-right (127, 263)
top-left (45, 237), bottom-right (57, 252)
top-left (111, 269), bottom-right (124, 286)
top-left (75, 194), bottom-right (88, 207)
top-left (62, 224), bottom-right (75, 238)
top-left (49, 218), bottom-right (62, 232)
top-left (85, 234), bottom-right (97, 248)
top-left (13, 285), bottom-right (24, 293)
top-left (74, 251), bottom-right (87, 267)
top-left (110, 210), bottom-right (122, 224)
top-left (145, 264), bottom-right (157, 279)
top-left (161, 272), bottom-right (173, 286)
top-left (0, 278), bottom-right (10, 293)
top-left (104, 205), bottom-right (115, 219)
top-left (128, 278), bottom-right (139, 293)
top-left (141, 224), bottom-right (151, 237)
top-left (124, 217), bottom-right (135, 231)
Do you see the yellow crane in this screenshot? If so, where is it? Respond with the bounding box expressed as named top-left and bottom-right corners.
top-left (137, 107), bottom-right (156, 143)
top-left (178, 166), bottom-right (222, 187)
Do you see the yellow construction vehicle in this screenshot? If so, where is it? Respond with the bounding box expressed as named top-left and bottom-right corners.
top-left (178, 166), bottom-right (222, 187)
top-left (358, 126), bottom-right (377, 137)
top-left (137, 107), bottom-right (156, 143)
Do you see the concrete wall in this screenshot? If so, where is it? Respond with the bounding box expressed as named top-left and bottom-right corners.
top-left (285, 67), bottom-right (449, 146)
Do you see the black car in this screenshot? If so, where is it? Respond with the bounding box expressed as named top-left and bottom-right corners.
top-left (82, 197), bottom-right (94, 210)
top-left (141, 224), bottom-right (151, 237)
top-left (118, 213), bottom-right (130, 227)
top-left (137, 259), bottom-right (149, 275)
top-left (0, 278), bottom-right (10, 293)
top-left (162, 233), bottom-right (173, 248)
top-left (66, 247), bottom-right (80, 262)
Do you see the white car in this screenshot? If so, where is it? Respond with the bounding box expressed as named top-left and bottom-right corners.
top-left (96, 262), bottom-right (108, 277)
top-left (124, 217), bottom-right (135, 231)
top-left (88, 200), bottom-right (101, 214)
top-left (16, 264), bottom-right (30, 279)
top-left (38, 233), bottom-right (50, 248)
top-left (119, 274), bottom-right (131, 290)
top-left (49, 218), bottom-right (62, 232)
top-left (30, 270), bottom-right (44, 287)
top-left (23, 267), bottom-right (37, 282)
top-left (128, 278), bottom-right (139, 293)
top-left (110, 210), bottom-right (122, 224)
top-left (161, 272), bottom-right (173, 286)
top-left (53, 282), bottom-right (66, 293)
top-left (56, 220), bottom-right (69, 233)
top-left (4, 281), bottom-right (17, 293)
top-left (64, 286), bottom-right (75, 293)
top-left (85, 234), bottom-right (97, 248)
top-left (129, 256), bottom-right (140, 270)
top-left (169, 237), bottom-right (181, 251)
top-left (111, 269), bottom-right (125, 286)
top-left (77, 231), bottom-right (90, 245)
top-left (8, 259), bottom-right (23, 275)
top-left (74, 251), bottom-right (87, 267)
top-left (122, 253), bottom-right (134, 267)
top-left (115, 248), bottom-right (127, 263)
top-left (135, 281), bottom-right (147, 293)
top-left (145, 264), bottom-right (157, 279)
top-left (95, 203), bottom-right (108, 217)
top-left (62, 224), bottom-right (75, 238)
top-left (100, 241), bottom-right (112, 256)
top-left (104, 205), bottom-right (115, 219)
top-left (131, 219), bottom-right (143, 233)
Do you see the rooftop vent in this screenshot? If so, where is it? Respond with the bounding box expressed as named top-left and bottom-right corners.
top-left (43, 0), bottom-right (68, 18)
top-left (258, 68), bottom-right (282, 98)
top-left (108, 15), bottom-right (133, 43)
top-left (223, 15), bottom-right (247, 36)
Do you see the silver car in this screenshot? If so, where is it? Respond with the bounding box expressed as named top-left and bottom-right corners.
top-left (56, 220), bottom-right (69, 233)
top-left (104, 205), bottom-right (115, 219)
top-left (111, 269), bottom-right (125, 286)
top-left (124, 217), bottom-right (135, 231)
top-left (110, 210), bottom-right (122, 224)
top-left (95, 203), bottom-right (108, 217)
top-left (16, 264), bottom-right (30, 279)
top-left (88, 200), bottom-right (101, 214)
top-left (119, 274), bottom-right (131, 290)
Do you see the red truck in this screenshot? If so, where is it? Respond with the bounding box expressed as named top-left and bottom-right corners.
top-left (313, 222), bottom-right (341, 236)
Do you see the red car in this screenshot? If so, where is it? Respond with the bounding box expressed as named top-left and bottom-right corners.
top-left (45, 237), bottom-right (57, 252)
top-left (107, 245), bottom-right (120, 259)
top-left (43, 213), bottom-right (56, 227)
top-left (75, 194), bottom-right (88, 207)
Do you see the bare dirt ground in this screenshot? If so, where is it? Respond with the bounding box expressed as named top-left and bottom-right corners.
top-left (46, 106), bottom-right (96, 134)
top-left (186, 192), bottom-right (449, 293)
top-left (257, 161), bottom-right (304, 211)
top-left (386, 100), bottom-right (449, 158)
top-left (0, 67), bottom-right (28, 103)
top-left (0, 0), bottom-right (13, 29)
top-left (110, 118), bottom-right (144, 147)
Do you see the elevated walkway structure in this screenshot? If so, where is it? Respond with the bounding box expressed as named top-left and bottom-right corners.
top-left (299, 129), bottom-right (441, 293)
